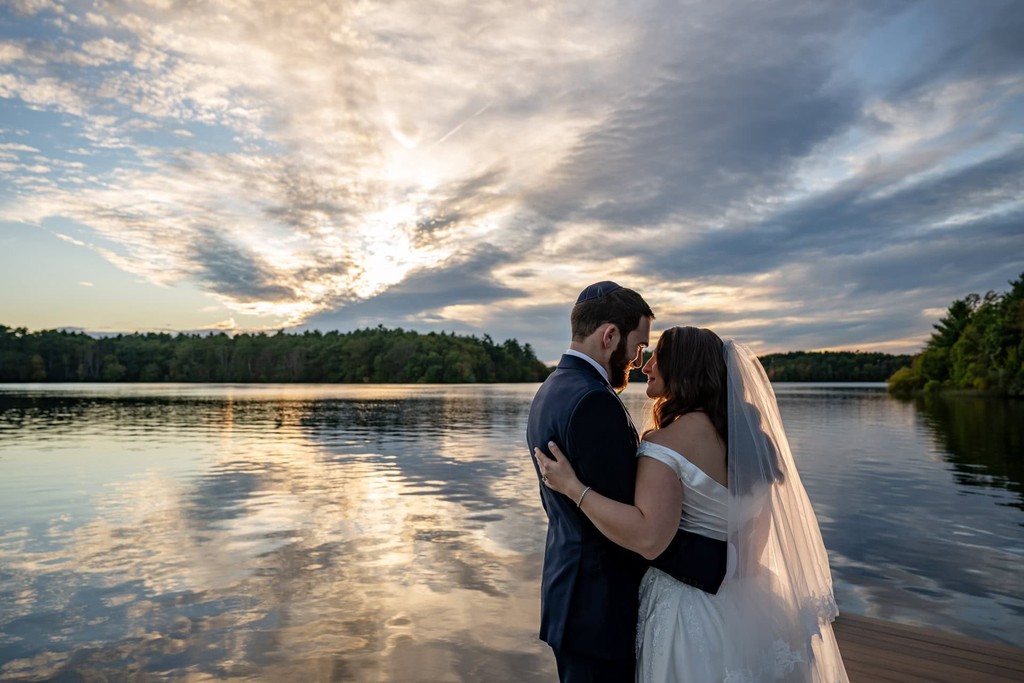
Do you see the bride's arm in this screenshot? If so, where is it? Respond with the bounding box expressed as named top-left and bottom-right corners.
top-left (534, 441), bottom-right (682, 560)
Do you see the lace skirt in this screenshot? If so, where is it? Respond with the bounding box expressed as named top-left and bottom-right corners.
top-left (636, 567), bottom-right (849, 683)
top-left (637, 566), bottom-right (728, 682)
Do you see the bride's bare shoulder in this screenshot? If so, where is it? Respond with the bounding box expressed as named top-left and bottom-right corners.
top-left (668, 411), bottom-right (715, 435)
top-left (642, 425), bottom-right (669, 445)
top-left (660, 412), bottom-right (727, 484)
top-left (646, 413), bottom-right (712, 445)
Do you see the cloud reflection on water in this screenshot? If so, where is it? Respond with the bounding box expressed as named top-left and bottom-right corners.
top-left (0, 386), bottom-right (553, 681)
top-left (1, 382), bottom-right (1021, 682)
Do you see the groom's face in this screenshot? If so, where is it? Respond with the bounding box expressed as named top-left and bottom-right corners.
top-left (609, 316), bottom-right (651, 390)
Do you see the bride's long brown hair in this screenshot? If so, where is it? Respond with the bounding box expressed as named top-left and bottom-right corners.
top-left (645, 326), bottom-right (728, 448)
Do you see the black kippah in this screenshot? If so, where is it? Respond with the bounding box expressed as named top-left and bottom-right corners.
top-left (575, 281), bottom-right (622, 304)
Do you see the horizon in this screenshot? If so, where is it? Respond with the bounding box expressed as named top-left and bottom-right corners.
top-left (2, 1), bottom-right (1022, 364)
top-left (3, 320), bottom-right (919, 362)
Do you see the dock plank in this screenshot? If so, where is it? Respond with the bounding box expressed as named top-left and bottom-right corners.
top-left (833, 614), bottom-right (1024, 682)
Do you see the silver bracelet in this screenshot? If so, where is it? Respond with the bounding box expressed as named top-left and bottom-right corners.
top-left (576, 485), bottom-right (592, 508)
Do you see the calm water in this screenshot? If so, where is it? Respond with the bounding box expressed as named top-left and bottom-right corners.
top-left (0, 383), bottom-right (1021, 681)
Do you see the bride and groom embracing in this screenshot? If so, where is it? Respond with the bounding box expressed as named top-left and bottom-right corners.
top-left (527, 282), bottom-right (849, 682)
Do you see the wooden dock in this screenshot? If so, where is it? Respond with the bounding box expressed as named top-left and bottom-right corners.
top-left (833, 614), bottom-right (1024, 682)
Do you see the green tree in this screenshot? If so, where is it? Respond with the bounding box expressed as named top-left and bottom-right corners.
top-left (888, 273), bottom-right (1024, 397)
top-left (0, 323), bottom-right (553, 384)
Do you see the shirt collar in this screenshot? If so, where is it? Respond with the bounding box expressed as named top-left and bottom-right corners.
top-left (564, 348), bottom-right (610, 386)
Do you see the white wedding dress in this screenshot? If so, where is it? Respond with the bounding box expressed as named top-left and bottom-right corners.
top-left (634, 415), bottom-right (849, 683)
top-left (635, 439), bottom-right (733, 682)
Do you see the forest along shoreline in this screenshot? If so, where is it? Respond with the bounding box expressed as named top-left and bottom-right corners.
top-left (2, 322), bottom-right (911, 384)
top-left (4, 272), bottom-right (1020, 391)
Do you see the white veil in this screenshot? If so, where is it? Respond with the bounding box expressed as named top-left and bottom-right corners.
top-left (722, 340), bottom-right (848, 683)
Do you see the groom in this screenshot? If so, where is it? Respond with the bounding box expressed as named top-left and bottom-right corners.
top-left (527, 281), bottom-right (727, 682)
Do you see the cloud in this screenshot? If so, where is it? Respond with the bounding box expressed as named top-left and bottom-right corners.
top-left (188, 226), bottom-right (298, 303)
top-left (0, 73), bottom-right (89, 116)
top-left (304, 245), bottom-right (529, 331)
top-left (0, 0), bottom-right (1021, 360)
top-left (880, 2), bottom-right (1024, 98)
top-left (638, 144), bottom-right (1024, 280)
top-left (528, 1), bottom-right (866, 230)
top-left (77, 38), bottom-right (133, 66)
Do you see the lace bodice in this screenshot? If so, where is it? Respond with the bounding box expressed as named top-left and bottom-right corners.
top-left (637, 440), bottom-right (728, 541)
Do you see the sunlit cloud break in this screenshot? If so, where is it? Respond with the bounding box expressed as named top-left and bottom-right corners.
top-left (0, 0), bottom-right (1022, 360)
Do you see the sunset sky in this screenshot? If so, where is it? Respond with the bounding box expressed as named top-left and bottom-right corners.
top-left (1, 0), bottom-right (1022, 363)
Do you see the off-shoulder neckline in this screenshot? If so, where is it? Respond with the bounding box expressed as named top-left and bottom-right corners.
top-left (640, 440), bottom-right (727, 490)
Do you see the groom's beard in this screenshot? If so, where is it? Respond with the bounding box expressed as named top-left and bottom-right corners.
top-left (609, 337), bottom-right (631, 391)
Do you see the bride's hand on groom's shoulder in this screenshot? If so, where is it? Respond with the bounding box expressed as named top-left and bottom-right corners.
top-left (534, 441), bottom-right (584, 499)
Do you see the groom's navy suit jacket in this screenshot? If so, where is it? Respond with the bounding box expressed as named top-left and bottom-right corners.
top-left (527, 354), bottom-right (727, 662)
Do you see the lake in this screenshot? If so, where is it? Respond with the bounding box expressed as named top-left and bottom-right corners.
top-left (0, 382), bottom-right (1021, 681)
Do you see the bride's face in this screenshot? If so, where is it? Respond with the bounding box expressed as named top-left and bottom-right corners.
top-left (642, 350), bottom-right (667, 399)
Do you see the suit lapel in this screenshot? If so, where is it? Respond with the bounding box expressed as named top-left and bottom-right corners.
top-left (608, 385), bottom-right (639, 443)
top-left (559, 354), bottom-right (640, 444)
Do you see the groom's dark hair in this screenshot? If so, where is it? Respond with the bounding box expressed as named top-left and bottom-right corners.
top-left (571, 284), bottom-right (654, 341)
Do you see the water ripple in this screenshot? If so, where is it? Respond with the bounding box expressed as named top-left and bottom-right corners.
top-left (0, 382), bottom-right (1021, 680)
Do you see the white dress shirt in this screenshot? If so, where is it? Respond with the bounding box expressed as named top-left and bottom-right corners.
top-left (564, 349), bottom-right (610, 386)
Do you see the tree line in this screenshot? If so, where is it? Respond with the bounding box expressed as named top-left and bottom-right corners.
top-left (624, 349), bottom-right (911, 384)
top-left (758, 351), bottom-right (913, 382)
top-left (0, 325), bottom-right (551, 384)
top-left (1, 322), bottom-right (925, 385)
top-left (888, 272), bottom-right (1024, 397)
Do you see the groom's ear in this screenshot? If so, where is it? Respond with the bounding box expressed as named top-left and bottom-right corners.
top-left (601, 323), bottom-right (619, 349)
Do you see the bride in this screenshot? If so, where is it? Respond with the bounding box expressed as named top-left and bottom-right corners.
top-left (534, 326), bottom-right (849, 682)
